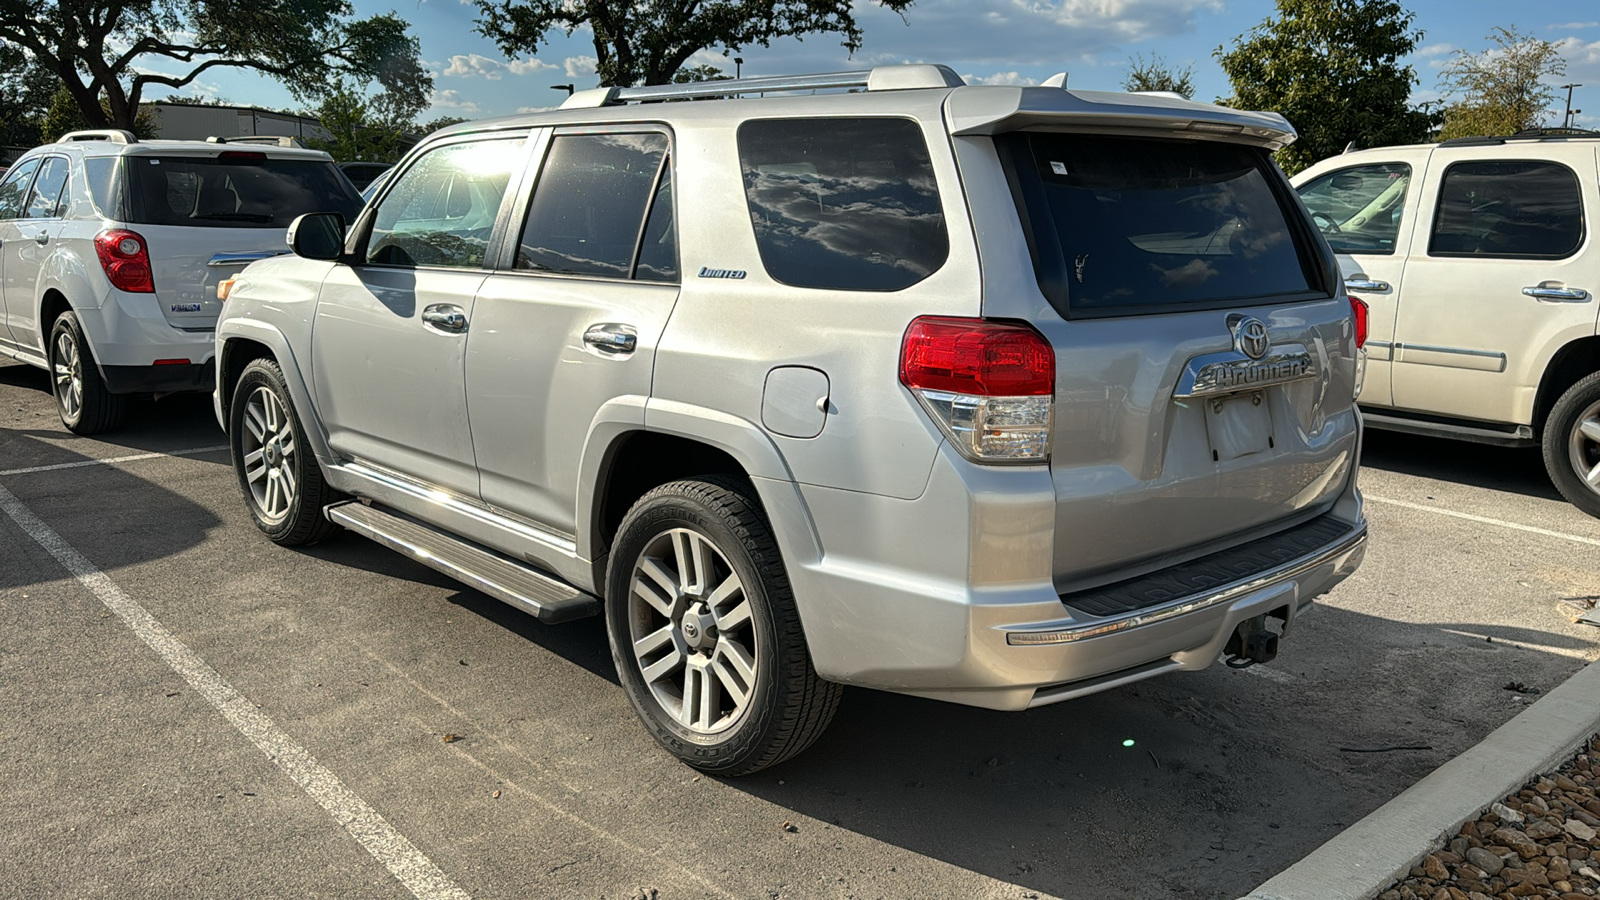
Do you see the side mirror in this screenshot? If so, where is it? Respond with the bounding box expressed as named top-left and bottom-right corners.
top-left (287, 212), bottom-right (346, 261)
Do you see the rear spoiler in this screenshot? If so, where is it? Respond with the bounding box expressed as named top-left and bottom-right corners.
top-left (944, 87), bottom-right (1296, 151)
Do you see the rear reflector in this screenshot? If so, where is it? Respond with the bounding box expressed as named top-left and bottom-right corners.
top-left (152, 359), bottom-right (190, 366)
top-left (900, 317), bottom-right (1055, 463)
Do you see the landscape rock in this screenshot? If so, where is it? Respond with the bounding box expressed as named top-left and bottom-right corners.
top-left (1466, 848), bottom-right (1505, 877)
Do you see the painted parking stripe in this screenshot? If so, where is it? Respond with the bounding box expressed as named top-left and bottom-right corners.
top-left (1365, 495), bottom-right (1600, 548)
top-left (0, 444), bottom-right (228, 477)
top-left (0, 483), bottom-right (471, 900)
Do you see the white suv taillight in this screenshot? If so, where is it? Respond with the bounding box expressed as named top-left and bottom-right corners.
top-left (1349, 293), bottom-right (1369, 400)
top-left (899, 316), bottom-right (1055, 463)
top-left (94, 229), bottom-right (154, 293)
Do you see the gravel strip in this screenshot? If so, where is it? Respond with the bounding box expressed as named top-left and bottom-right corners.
top-left (1379, 736), bottom-right (1600, 900)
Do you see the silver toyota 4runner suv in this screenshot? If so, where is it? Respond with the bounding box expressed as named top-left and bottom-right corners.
top-left (0, 130), bottom-right (362, 433)
top-left (214, 65), bottom-right (1369, 773)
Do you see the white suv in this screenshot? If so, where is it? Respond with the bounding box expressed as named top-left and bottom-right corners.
top-left (0, 130), bottom-right (362, 433)
top-left (1294, 133), bottom-right (1600, 516)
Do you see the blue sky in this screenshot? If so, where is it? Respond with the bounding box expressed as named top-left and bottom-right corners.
top-left (175, 0), bottom-right (1600, 128)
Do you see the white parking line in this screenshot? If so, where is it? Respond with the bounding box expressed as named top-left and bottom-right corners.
top-left (0, 483), bottom-right (470, 900)
top-left (1365, 495), bottom-right (1600, 548)
top-left (0, 444), bottom-right (228, 477)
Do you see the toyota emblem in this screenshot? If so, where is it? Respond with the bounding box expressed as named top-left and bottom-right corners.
top-left (1235, 317), bottom-right (1271, 360)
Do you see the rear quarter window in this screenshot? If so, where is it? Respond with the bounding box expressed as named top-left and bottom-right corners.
top-left (737, 117), bottom-right (949, 292)
top-left (999, 133), bottom-right (1323, 317)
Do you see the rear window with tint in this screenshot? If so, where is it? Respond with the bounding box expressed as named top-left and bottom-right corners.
top-left (1000, 134), bottom-right (1320, 315)
top-left (1429, 160), bottom-right (1584, 259)
top-left (738, 117), bottom-right (948, 291)
top-left (126, 155), bottom-right (360, 228)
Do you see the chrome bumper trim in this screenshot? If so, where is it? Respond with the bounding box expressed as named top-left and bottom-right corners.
top-left (1006, 523), bottom-right (1367, 646)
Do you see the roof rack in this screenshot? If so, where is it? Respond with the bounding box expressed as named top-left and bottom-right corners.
top-left (207, 135), bottom-right (305, 148)
top-left (57, 129), bottom-right (138, 144)
top-left (561, 63), bottom-right (965, 109)
top-left (1439, 127), bottom-right (1600, 147)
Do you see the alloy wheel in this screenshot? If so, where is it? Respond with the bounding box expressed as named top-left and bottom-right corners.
top-left (240, 385), bottom-right (299, 523)
top-left (53, 331), bottom-right (82, 421)
top-left (1568, 398), bottom-right (1600, 496)
top-left (628, 527), bottom-right (758, 734)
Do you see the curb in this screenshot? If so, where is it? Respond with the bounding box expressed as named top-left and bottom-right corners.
top-left (1242, 658), bottom-right (1600, 900)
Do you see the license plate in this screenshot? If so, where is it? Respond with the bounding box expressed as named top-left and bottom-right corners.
top-left (1204, 390), bottom-right (1272, 461)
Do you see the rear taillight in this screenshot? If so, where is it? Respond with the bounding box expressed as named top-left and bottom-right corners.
top-left (1349, 295), bottom-right (1369, 349)
top-left (94, 229), bottom-right (154, 293)
top-left (900, 316), bottom-right (1054, 462)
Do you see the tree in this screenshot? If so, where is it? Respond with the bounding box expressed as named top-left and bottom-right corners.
top-left (39, 85), bottom-right (159, 142)
top-left (419, 115), bottom-right (472, 135)
top-left (1122, 54), bottom-right (1194, 99)
top-left (0, 45), bottom-right (55, 148)
top-left (304, 84), bottom-right (416, 163)
top-left (1437, 27), bottom-right (1566, 139)
top-left (1216, 0), bottom-right (1434, 174)
top-left (473, 0), bottom-right (916, 88)
top-left (673, 64), bottom-right (730, 83)
top-left (0, 1), bottom-right (430, 133)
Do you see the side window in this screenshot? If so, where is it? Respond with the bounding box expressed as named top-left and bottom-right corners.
top-left (1296, 163), bottom-right (1411, 255)
top-left (737, 117), bottom-right (949, 291)
top-left (634, 166), bottom-right (677, 283)
top-left (366, 138), bottom-right (525, 269)
top-left (1429, 161), bottom-right (1584, 259)
top-left (83, 157), bottom-right (122, 217)
top-left (516, 132), bottom-right (669, 278)
top-left (0, 158), bottom-right (42, 221)
top-left (24, 157), bottom-right (71, 219)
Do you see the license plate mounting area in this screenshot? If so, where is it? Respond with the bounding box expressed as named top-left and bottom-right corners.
top-left (1203, 389), bottom-right (1273, 462)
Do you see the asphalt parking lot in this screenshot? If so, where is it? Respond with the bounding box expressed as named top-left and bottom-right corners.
top-left (3, 358), bottom-right (1598, 900)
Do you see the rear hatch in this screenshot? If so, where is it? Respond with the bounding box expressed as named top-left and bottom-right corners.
top-left (957, 93), bottom-right (1359, 591)
top-left (118, 150), bottom-right (362, 330)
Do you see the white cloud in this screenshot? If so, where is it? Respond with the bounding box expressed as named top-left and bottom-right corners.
top-left (442, 53), bottom-right (559, 80)
top-left (516, 105), bottom-right (557, 114)
top-left (564, 55), bottom-right (598, 78)
top-left (508, 58), bottom-right (558, 74)
top-left (429, 89), bottom-right (481, 114)
top-left (967, 71), bottom-right (1035, 85)
top-left (1556, 36), bottom-right (1600, 67)
top-left (1415, 43), bottom-right (1455, 58)
top-left (1552, 22), bottom-right (1600, 30)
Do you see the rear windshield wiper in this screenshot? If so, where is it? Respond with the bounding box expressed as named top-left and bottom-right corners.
top-left (192, 213), bottom-right (275, 223)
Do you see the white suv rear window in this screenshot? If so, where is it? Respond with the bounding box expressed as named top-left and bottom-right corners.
top-left (126, 154), bottom-right (360, 228)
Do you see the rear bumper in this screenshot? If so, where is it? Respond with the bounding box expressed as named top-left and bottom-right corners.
top-left (71, 287), bottom-right (215, 376)
top-left (785, 441), bottom-right (1367, 711)
top-left (102, 363), bottom-right (214, 394)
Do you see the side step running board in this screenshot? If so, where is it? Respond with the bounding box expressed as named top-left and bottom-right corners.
top-left (326, 501), bottom-right (600, 624)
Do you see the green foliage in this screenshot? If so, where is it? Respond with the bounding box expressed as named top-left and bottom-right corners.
top-left (1437, 27), bottom-right (1567, 139)
top-left (673, 64), bottom-right (730, 83)
top-left (419, 116), bottom-right (472, 135)
top-left (303, 85), bottom-right (411, 163)
top-left (473, 0), bottom-right (915, 87)
top-left (1122, 54), bottom-right (1195, 99)
top-left (1216, 0), bottom-right (1434, 174)
top-left (0, 45), bottom-right (55, 147)
top-left (39, 85), bottom-right (159, 142)
top-left (0, 1), bottom-right (430, 133)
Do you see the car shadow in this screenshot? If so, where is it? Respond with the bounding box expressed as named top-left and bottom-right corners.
top-left (1360, 428), bottom-right (1562, 502)
top-left (0, 361), bottom-right (224, 464)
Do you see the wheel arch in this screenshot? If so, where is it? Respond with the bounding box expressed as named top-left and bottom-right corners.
top-left (216, 320), bottom-right (335, 466)
top-left (1533, 336), bottom-right (1600, 437)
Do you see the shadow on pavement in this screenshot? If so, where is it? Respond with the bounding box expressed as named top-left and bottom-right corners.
top-left (1361, 428), bottom-right (1561, 502)
top-left (0, 361), bottom-right (223, 463)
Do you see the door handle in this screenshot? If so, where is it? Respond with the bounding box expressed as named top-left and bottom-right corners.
top-left (583, 323), bottom-right (637, 355)
top-left (421, 304), bottom-right (468, 333)
top-left (1344, 278), bottom-right (1390, 292)
top-left (1522, 284), bottom-right (1589, 302)
top-left (34, 231), bottom-right (48, 245)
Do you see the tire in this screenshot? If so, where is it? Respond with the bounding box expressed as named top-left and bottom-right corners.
top-left (229, 358), bottom-right (339, 545)
top-left (605, 476), bottom-right (842, 775)
top-left (49, 311), bottom-right (126, 435)
top-left (1543, 370), bottom-right (1600, 520)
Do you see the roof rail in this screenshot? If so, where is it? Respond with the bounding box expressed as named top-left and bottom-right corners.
top-left (208, 135), bottom-right (305, 148)
top-left (57, 129), bottom-right (137, 144)
top-left (561, 64), bottom-right (965, 109)
top-left (1439, 127), bottom-right (1600, 147)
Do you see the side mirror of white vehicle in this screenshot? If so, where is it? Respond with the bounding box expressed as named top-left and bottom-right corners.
top-left (287, 212), bottom-right (346, 262)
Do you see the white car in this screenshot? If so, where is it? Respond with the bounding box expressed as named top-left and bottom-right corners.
top-left (1294, 132), bottom-right (1600, 517)
top-left (0, 130), bottom-right (362, 433)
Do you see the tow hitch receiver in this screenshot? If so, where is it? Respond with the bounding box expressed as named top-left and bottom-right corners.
top-left (1224, 614), bottom-right (1280, 668)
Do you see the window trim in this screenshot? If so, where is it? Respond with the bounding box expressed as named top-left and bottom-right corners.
top-left (1295, 161), bottom-right (1414, 257)
top-left (736, 114), bottom-right (951, 293)
top-left (1426, 158), bottom-right (1587, 261)
top-left (494, 123), bottom-right (680, 286)
top-left (997, 132), bottom-right (1335, 321)
top-left (350, 131), bottom-right (535, 273)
